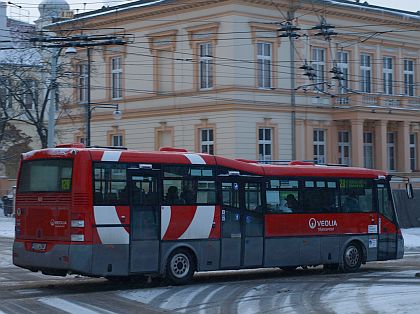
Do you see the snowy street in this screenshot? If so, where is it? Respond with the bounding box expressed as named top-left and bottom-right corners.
top-left (1, 216), bottom-right (420, 313)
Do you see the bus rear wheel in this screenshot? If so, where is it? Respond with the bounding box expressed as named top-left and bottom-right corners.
top-left (166, 249), bottom-right (195, 285)
top-left (341, 243), bottom-right (362, 272)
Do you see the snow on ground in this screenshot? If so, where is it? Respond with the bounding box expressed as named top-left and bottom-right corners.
top-left (0, 215), bottom-right (14, 238)
top-left (402, 228), bottom-right (420, 249)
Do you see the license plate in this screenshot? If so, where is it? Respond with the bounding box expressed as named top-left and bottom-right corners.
top-left (32, 243), bottom-right (46, 251)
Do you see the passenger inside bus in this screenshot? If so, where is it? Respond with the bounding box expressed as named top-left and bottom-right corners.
top-left (285, 194), bottom-right (298, 212)
top-left (165, 186), bottom-right (185, 205)
top-left (343, 190), bottom-right (360, 212)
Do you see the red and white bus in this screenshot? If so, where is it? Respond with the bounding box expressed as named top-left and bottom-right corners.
top-left (13, 144), bottom-right (406, 284)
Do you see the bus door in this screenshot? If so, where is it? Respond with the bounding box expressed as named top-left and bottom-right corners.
top-left (128, 168), bottom-right (161, 273)
top-left (377, 182), bottom-right (398, 260)
top-left (220, 175), bottom-right (264, 268)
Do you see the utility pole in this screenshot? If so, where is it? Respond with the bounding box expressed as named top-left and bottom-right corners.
top-left (47, 47), bottom-right (58, 148)
top-left (279, 12), bottom-right (300, 161)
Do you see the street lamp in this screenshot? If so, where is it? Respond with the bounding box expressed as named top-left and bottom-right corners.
top-left (87, 102), bottom-right (122, 146)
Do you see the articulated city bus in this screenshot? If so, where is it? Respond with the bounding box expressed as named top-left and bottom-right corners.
top-left (13, 144), bottom-right (407, 284)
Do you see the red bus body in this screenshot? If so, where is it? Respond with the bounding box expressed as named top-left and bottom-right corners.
top-left (13, 146), bottom-right (404, 281)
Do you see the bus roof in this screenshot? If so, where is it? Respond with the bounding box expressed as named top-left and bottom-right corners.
top-left (21, 146), bottom-right (387, 179)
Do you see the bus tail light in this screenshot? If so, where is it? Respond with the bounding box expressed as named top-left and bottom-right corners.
top-left (71, 234), bottom-right (85, 242)
top-left (71, 220), bottom-right (85, 228)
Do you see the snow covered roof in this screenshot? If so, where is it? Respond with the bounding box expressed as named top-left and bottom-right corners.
top-left (50, 0), bottom-right (420, 26)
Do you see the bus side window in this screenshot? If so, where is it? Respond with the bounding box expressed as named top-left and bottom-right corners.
top-left (301, 180), bottom-right (339, 213)
top-left (162, 165), bottom-right (216, 205)
top-left (265, 179), bottom-right (299, 213)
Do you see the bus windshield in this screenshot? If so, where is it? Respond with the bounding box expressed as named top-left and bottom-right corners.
top-left (18, 159), bottom-right (73, 193)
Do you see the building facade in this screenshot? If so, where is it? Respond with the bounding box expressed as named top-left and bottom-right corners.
top-left (53, 0), bottom-right (420, 175)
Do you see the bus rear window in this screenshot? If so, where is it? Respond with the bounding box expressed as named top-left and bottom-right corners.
top-left (18, 160), bottom-right (73, 192)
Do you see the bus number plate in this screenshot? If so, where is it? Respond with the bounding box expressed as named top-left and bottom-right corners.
top-left (32, 243), bottom-right (46, 251)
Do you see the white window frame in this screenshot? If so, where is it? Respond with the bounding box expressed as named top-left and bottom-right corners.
top-left (363, 132), bottom-right (374, 169)
top-left (78, 63), bottom-right (88, 103)
top-left (404, 59), bottom-right (415, 97)
top-left (338, 131), bottom-right (351, 166)
top-left (337, 51), bottom-right (349, 93)
top-left (22, 80), bottom-right (37, 110)
top-left (410, 133), bottom-right (417, 171)
top-left (257, 42), bottom-right (272, 89)
top-left (387, 132), bottom-right (396, 171)
top-left (199, 42), bottom-right (213, 90)
top-left (111, 56), bottom-right (123, 99)
top-left (360, 54), bottom-right (372, 93)
top-left (383, 57), bottom-right (393, 95)
top-left (313, 129), bottom-right (326, 164)
top-left (112, 134), bottom-right (123, 147)
top-left (259, 127), bottom-right (273, 161)
top-left (312, 48), bottom-right (325, 91)
top-left (200, 128), bottom-right (214, 154)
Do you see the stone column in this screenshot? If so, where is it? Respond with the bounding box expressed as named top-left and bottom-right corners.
top-left (397, 121), bottom-right (410, 173)
top-left (375, 120), bottom-right (388, 171)
top-left (351, 119), bottom-right (364, 167)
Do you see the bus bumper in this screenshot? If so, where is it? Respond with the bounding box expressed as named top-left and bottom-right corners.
top-left (13, 241), bottom-right (93, 276)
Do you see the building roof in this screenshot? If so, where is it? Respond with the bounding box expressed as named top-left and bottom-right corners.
top-left (51, 0), bottom-right (420, 26)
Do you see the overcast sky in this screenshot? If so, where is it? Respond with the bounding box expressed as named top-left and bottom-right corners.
top-left (8, 0), bottom-right (418, 23)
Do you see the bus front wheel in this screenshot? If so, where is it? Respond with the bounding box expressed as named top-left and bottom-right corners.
top-left (341, 243), bottom-right (362, 272)
top-left (166, 249), bottom-right (195, 285)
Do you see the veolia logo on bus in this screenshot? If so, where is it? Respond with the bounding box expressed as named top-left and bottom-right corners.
top-left (308, 218), bottom-right (338, 232)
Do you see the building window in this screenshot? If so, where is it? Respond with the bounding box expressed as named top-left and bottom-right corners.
top-left (199, 42), bottom-right (213, 89)
top-left (363, 132), bottom-right (374, 169)
top-left (200, 128), bottom-right (214, 154)
top-left (387, 132), bottom-right (396, 171)
top-left (336, 51), bottom-right (349, 93)
top-left (111, 56), bottom-right (123, 99)
top-left (410, 133), bottom-right (417, 171)
top-left (0, 77), bottom-right (12, 109)
top-left (22, 79), bottom-right (37, 110)
top-left (112, 134), bottom-right (123, 147)
top-left (257, 42), bottom-right (272, 89)
top-left (78, 63), bottom-right (88, 103)
top-left (383, 57), bottom-right (393, 95)
top-left (404, 59), bottom-right (415, 97)
top-left (313, 129), bottom-right (326, 164)
top-left (258, 127), bottom-right (272, 161)
top-left (312, 48), bottom-right (325, 91)
top-left (360, 54), bottom-right (372, 93)
top-left (338, 131), bottom-right (351, 166)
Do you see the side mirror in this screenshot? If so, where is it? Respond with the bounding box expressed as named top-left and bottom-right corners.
top-left (406, 183), bottom-right (414, 199)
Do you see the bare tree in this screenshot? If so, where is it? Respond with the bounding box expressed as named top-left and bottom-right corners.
top-left (0, 46), bottom-right (74, 149)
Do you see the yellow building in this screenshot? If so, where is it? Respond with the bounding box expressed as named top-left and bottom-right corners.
top-left (53, 0), bottom-right (420, 175)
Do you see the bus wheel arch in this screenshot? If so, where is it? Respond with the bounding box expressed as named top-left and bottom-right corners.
top-left (340, 240), bottom-right (365, 272)
top-left (164, 246), bottom-right (197, 285)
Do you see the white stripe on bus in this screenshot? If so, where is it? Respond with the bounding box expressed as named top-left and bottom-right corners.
top-left (161, 206), bottom-right (171, 239)
top-left (93, 206), bottom-right (129, 245)
top-left (184, 153), bottom-right (206, 164)
top-left (101, 151), bottom-right (122, 162)
top-left (179, 206), bottom-right (215, 240)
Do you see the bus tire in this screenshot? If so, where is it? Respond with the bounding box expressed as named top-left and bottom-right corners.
top-left (341, 242), bottom-right (362, 272)
top-left (166, 248), bottom-right (195, 285)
